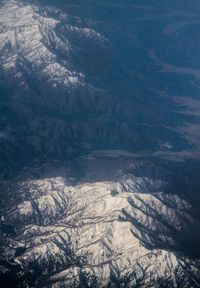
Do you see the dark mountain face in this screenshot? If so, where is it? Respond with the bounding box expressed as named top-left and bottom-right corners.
top-left (1, 0), bottom-right (200, 172)
top-left (0, 0), bottom-right (200, 287)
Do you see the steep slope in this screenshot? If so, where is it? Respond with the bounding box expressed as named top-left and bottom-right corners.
top-left (1, 0), bottom-right (200, 287)
top-left (1, 0), bottom-right (200, 174)
top-left (0, 0), bottom-right (92, 87)
top-left (0, 0), bottom-right (109, 170)
top-left (1, 154), bottom-right (200, 287)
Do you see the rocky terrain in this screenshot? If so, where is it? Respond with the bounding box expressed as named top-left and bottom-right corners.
top-left (0, 153), bottom-right (200, 287)
top-left (0, 0), bottom-right (200, 287)
top-left (1, 0), bottom-right (200, 172)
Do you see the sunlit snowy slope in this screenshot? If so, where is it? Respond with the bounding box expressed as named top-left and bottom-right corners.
top-left (0, 0), bottom-right (200, 287)
top-left (0, 153), bottom-right (200, 287)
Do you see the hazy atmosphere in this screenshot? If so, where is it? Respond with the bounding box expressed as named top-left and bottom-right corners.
top-left (0, 0), bottom-right (200, 287)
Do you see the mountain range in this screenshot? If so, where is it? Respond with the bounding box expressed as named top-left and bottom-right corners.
top-left (0, 0), bottom-right (200, 287)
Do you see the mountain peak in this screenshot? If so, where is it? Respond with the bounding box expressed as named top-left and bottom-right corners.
top-left (0, 0), bottom-right (83, 88)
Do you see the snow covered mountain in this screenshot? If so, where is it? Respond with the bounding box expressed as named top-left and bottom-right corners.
top-left (1, 0), bottom-right (200, 287)
top-left (0, 0), bottom-right (100, 87)
top-left (1, 153), bottom-right (200, 287)
top-left (1, 0), bottom-right (200, 173)
top-left (0, 0), bottom-right (109, 170)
